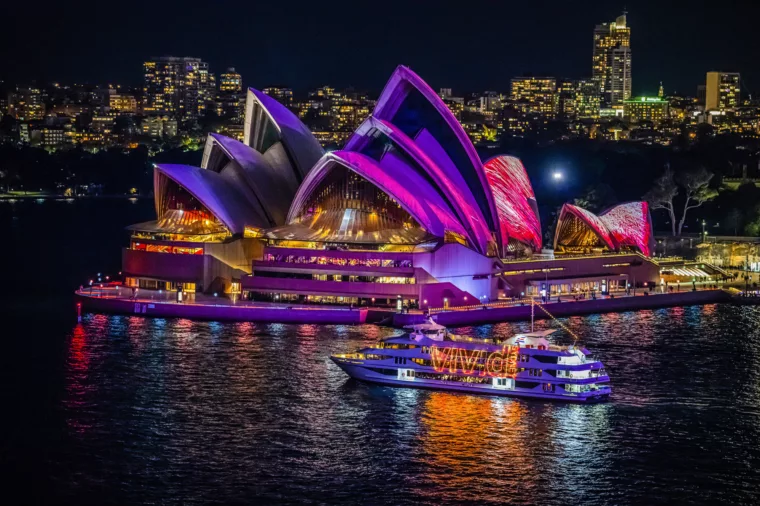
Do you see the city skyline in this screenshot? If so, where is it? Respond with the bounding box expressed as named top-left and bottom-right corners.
top-left (1, 1), bottom-right (758, 97)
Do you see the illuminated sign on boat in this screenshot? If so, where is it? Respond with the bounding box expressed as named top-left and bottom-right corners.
top-left (430, 345), bottom-right (519, 377)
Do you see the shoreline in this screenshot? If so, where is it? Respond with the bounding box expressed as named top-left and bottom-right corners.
top-left (0, 194), bottom-right (152, 200)
top-left (75, 288), bottom-right (732, 327)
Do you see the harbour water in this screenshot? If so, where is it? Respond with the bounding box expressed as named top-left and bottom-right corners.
top-left (3, 200), bottom-right (760, 504)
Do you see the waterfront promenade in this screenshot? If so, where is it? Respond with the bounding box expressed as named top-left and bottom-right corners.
top-left (394, 289), bottom-right (732, 327)
top-left (76, 287), bottom-right (369, 324)
top-left (76, 285), bottom-right (732, 327)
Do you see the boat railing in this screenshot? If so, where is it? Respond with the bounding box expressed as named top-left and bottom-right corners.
top-left (449, 335), bottom-right (493, 344)
top-left (333, 353), bottom-right (365, 359)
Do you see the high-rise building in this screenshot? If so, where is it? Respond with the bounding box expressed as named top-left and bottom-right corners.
top-left (510, 77), bottom-right (557, 116)
top-left (263, 87), bottom-right (294, 105)
top-left (216, 67), bottom-right (244, 122)
top-left (8, 87), bottom-right (45, 121)
top-left (220, 68), bottom-right (242, 93)
top-left (215, 93), bottom-right (245, 122)
top-left (555, 79), bottom-right (600, 120)
top-left (593, 13), bottom-right (632, 106)
top-left (556, 80), bottom-right (577, 118)
top-left (705, 72), bottom-right (740, 111)
top-left (143, 56), bottom-right (215, 120)
top-left (575, 79), bottom-right (601, 119)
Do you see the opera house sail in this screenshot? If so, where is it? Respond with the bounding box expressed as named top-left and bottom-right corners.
top-left (554, 202), bottom-right (654, 256)
top-left (120, 65), bottom-right (658, 309)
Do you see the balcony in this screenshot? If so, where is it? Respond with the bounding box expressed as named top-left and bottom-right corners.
top-left (252, 260), bottom-right (415, 277)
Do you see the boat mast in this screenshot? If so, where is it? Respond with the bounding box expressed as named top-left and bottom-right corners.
top-left (531, 297), bottom-right (535, 332)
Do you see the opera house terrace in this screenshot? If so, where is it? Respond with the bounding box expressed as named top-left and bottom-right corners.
top-left (83, 65), bottom-right (688, 322)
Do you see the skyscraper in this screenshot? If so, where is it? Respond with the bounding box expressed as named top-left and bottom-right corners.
top-left (143, 57), bottom-right (215, 120)
top-left (705, 72), bottom-right (741, 111)
top-left (593, 13), bottom-right (631, 107)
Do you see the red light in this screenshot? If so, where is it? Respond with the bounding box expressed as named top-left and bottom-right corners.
top-left (556, 202), bottom-right (654, 256)
top-left (483, 156), bottom-right (542, 252)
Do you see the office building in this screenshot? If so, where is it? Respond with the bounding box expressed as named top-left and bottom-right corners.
top-left (705, 72), bottom-right (741, 111)
top-left (555, 79), bottom-right (600, 120)
top-left (593, 13), bottom-right (632, 106)
top-left (575, 79), bottom-right (601, 119)
top-left (623, 97), bottom-right (669, 124)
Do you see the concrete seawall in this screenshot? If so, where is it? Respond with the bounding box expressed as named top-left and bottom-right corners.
top-left (76, 289), bottom-right (730, 326)
top-left (76, 292), bottom-right (368, 324)
top-left (393, 290), bottom-right (732, 327)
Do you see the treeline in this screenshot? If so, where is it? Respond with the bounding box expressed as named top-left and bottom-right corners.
top-left (487, 129), bottom-right (760, 238)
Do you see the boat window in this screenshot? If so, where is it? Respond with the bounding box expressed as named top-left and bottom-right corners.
top-left (532, 355), bottom-right (559, 364)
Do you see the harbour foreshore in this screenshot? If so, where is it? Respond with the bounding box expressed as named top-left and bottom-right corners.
top-left (76, 287), bottom-right (732, 327)
top-left (394, 289), bottom-right (732, 327)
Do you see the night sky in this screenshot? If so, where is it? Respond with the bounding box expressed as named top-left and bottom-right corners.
top-left (2, 0), bottom-right (757, 96)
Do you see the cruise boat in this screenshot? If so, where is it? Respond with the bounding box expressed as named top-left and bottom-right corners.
top-left (331, 319), bottom-right (611, 402)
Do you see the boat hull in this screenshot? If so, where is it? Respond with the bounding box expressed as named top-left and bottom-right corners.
top-left (332, 359), bottom-right (610, 403)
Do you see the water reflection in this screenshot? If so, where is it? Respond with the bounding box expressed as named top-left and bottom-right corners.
top-left (415, 393), bottom-right (533, 503)
top-left (65, 324), bottom-right (92, 433)
top-left (57, 306), bottom-right (760, 504)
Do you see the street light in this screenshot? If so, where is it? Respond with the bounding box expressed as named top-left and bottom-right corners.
top-left (552, 170), bottom-right (563, 181)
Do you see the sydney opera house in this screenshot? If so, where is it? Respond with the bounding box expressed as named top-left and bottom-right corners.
top-left (122, 66), bottom-right (659, 309)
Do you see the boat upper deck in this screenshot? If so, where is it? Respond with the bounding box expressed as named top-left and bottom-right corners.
top-left (381, 326), bottom-right (589, 357)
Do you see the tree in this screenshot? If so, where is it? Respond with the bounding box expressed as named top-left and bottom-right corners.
top-left (644, 167), bottom-right (679, 236)
top-left (675, 167), bottom-right (718, 236)
top-left (573, 183), bottom-right (617, 213)
top-left (744, 204), bottom-right (760, 237)
top-left (725, 208), bottom-right (743, 236)
top-left (644, 166), bottom-right (718, 236)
